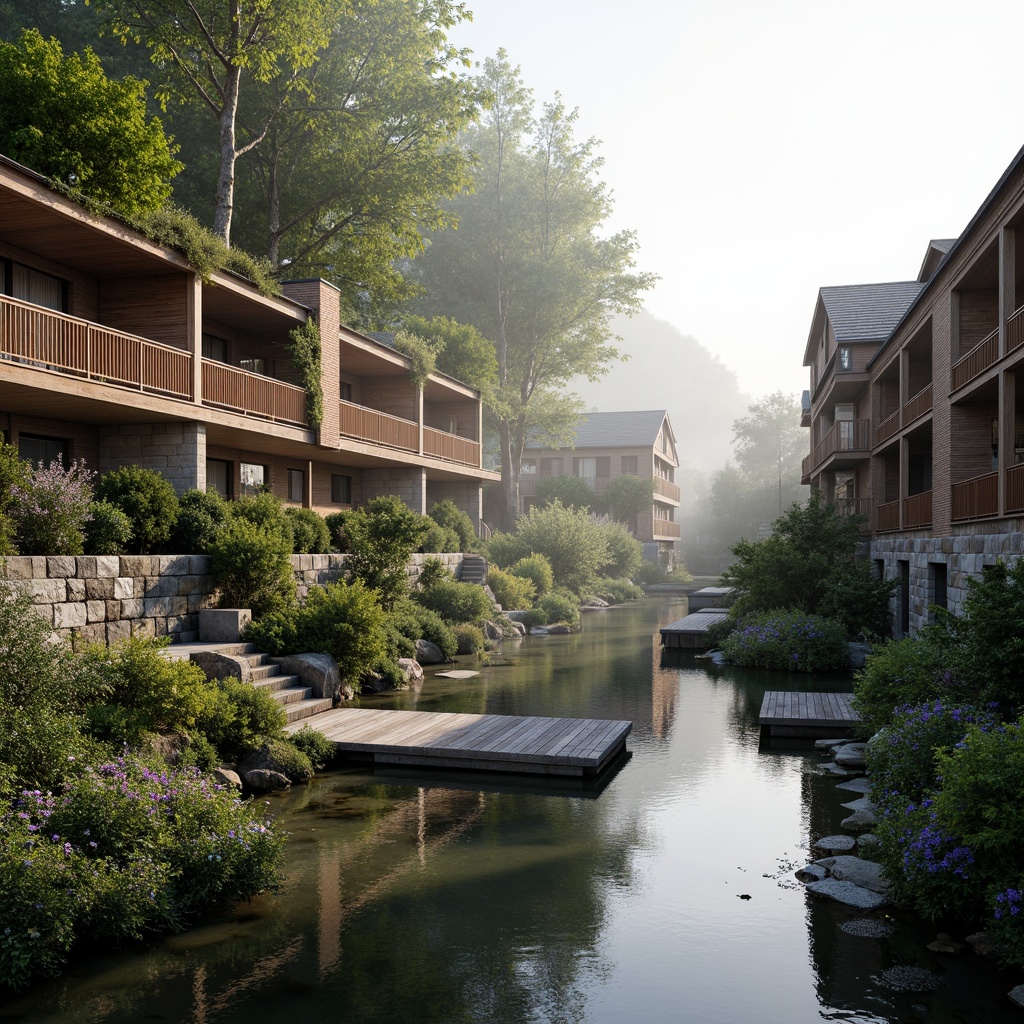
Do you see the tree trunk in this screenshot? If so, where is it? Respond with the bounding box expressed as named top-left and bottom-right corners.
top-left (266, 137), bottom-right (282, 269)
top-left (213, 65), bottom-right (243, 245)
top-left (498, 418), bottom-right (518, 532)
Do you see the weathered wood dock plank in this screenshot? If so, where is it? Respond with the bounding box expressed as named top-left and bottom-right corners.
top-left (286, 708), bottom-right (632, 776)
top-left (659, 609), bottom-right (729, 649)
top-left (758, 691), bottom-right (860, 738)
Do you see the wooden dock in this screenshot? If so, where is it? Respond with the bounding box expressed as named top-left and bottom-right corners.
top-left (686, 586), bottom-right (736, 611)
top-left (285, 708), bottom-right (632, 777)
top-left (660, 608), bottom-right (729, 649)
top-left (758, 691), bottom-right (860, 739)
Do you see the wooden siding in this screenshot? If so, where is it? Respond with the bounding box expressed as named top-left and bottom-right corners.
top-left (98, 275), bottom-right (188, 349)
top-left (903, 490), bottom-right (932, 529)
top-left (876, 499), bottom-right (900, 532)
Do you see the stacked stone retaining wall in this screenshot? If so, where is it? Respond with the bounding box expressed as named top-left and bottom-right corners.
top-left (2, 551), bottom-right (466, 646)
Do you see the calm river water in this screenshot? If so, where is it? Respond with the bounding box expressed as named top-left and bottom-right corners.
top-left (2, 596), bottom-right (1020, 1024)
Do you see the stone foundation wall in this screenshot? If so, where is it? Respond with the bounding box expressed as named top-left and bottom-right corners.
top-left (3, 551), bottom-right (467, 646)
top-left (99, 422), bottom-right (206, 495)
top-left (871, 530), bottom-right (1023, 636)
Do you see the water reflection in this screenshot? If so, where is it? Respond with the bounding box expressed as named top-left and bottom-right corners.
top-left (2, 597), bottom-right (1021, 1024)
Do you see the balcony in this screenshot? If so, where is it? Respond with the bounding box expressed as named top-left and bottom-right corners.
top-left (0, 293), bottom-right (191, 400)
top-left (952, 328), bottom-right (998, 391)
top-left (423, 425), bottom-right (481, 467)
top-left (952, 471), bottom-right (999, 522)
top-left (833, 498), bottom-right (871, 520)
top-left (803, 419), bottom-right (871, 478)
top-left (903, 491), bottom-right (933, 529)
top-left (202, 360), bottom-right (308, 426)
top-left (875, 409), bottom-right (900, 446)
top-left (652, 520), bottom-right (681, 540)
top-left (876, 500), bottom-right (900, 533)
top-left (1007, 464), bottom-right (1024, 514)
top-left (653, 476), bottom-right (681, 502)
top-left (1009, 305), bottom-right (1024, 354)
top-left (339, 401), bottom-right (480, 468)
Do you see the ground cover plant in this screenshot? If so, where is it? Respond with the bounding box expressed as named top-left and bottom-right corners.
top-left (719, 609), bottom-right (848, 672)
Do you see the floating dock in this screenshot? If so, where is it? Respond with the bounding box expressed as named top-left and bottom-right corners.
top-left (659, 608), bottom-right (729, 649)
top-left (758, 691), bottom-right (860, 739)
top-left (285, 707), bottom-right (632, 777)
top-left (686, 586), bottom-right (736, 611)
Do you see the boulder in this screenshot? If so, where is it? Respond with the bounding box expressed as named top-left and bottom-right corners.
top-left (840, 795), bottom-right (877, 813)
top-left (1009, 984), bottom-right (1024, 1009)
top-left (927, 932), bottom-right (964, 953)
top-left (804, 878), bottom-right (891, 909)
top-left (857, 833), bottom-right (881, 849)
top-left (212, 767), bottom-right (243, 790)
top-left (841, 808), bottom-right (878, 830)
top-left (547, 624), bottom-right (572, 634)
top-left (966, 931), bottom-right (996, 956)
top-left (836, 777), bottom-right (873, 794)
top-left (815, 855), bottom-right (888, 893)
top-left (190, 650), bottom-right (252, 682)
top-left (508, 620), bottom-right (528, 637)
top-left (848, 641), bottom-right (872, 669)
top-left (414, 639), bottom-right (446, 665)
top-left (398, 658), bottom-right (424, 685)
top-left (795, 864), bottom-right (829, 883)
top-left (814, 834), bottom-right (856, 853)
top-left (483, 620), bottom-right (505, 641)
top-left (834, 743), bottom-right (868, 770)
top-left (244, 768), bottom-right (291, 792)
top-left (272, 653), bottom-right (341, 701)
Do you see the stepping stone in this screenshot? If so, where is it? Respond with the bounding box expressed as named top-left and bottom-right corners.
top-left (814, 834), bottom-right (856, 853)
top-left (836, 777), bottom-right (873, 794)
top-left (805, 878), bottom-right (891, 909)
top-left (433, 670), bottom-right (480, 679)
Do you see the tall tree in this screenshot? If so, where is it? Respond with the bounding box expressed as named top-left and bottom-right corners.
top-left (731, 391), bottom-right (806, 513)
top-left (0, 29), bottom-right (181, 214)
top-left (408, 52), bottom-right (656, 528)
top-left (97, 0), bottom-right (337, 243)
top-left (231, 0), bottom-right (481, 320)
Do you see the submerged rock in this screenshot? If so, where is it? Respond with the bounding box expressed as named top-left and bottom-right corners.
top-left (840, 918), bottom-right (895, 938)
top-left (876, 965), bottom-right (940, 992)
top-left (815, 855), bottom-right (888, 893)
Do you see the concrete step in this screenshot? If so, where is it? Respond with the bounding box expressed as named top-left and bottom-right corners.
top-left (284, 697), bottom-right (335, 724)
top-left (270, 685), bottom-right (313, 705)
top-left (249, 662), bottom-right (282, 680)
top-left (252, 673), bottom-right (301, 693)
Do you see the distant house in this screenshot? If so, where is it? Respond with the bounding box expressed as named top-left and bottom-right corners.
top-left (520, 409), bottom-right (681, 566)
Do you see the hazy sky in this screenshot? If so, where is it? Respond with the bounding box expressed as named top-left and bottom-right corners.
top-left (449, 0), bottom-right (1024, 400)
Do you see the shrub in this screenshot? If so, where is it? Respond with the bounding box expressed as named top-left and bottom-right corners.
top-left (209, 516), bottom-right (295, 617)
top-left (196, 678), bottom-right (286, 763)
top-left (485, 530), bottom-right (527, 569)
top-left (415, 578), bottom-right (493, 623)
top-left (513, 501), bottom-right (610, 595)
top-left (343, 496), bottom-right (428, 608)
top-left (534, 474), bottom-right (596, 510)
top-left (454, 623), bottom-right (486, 654)
top-left (287, 726), bottom-right (336, 771)
top-left (10, 459), bottom-right (94, 555)
top-left (427, 498), bottom-right (479, 552)
top-left (231, 492), bottom-right (294, 549)
top-left (386, 597), bottom-right (458, 661)
top-left (510, 553), bottom-right (553, 596)
top-left (417, 556), bottom-right (453, 590)
top-left (720, 609), bottom-right (848, 672)
top-left (244, 738), bottom-right (314, 783)
top-left (95, 465), bottom-right (178, 554)
top-left (84, 499), bottom-right (132, 555)
top-left (0, 437), bottom-right (28, 554)
top-left (633, 560), bottom-right (668, 585)
top-left (419, 517), bottom-right (460, 553)
top-left (487, 567), bottom-right (536, 611)
top-left (324, 510), bottom-right (352, 551)
top-left (593, 517), bottom-right (644, 579)
top-left (703, 614), bottom-right (735, 650)
top-left (530, 590), bottom-right (581, 629)
top-left (589, 578), bottom-right (644, 604)
top-left (243, 579), bottom-right (389, 685)
top-left (170, 488), bottom-right (229, 554)
top-left (286, 507), bottom-right (331, 554)
top-left (605, 473), bottom-right (655, 524)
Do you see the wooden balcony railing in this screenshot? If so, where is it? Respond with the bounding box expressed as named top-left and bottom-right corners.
top-left (952, 328), bottom-right (999, 391)
top-left (339, 399), bottom-right (418, 452)
top-left (1009, 305), bottom-right (1024, 354)
top-left (876, 500), bottom-right (900, 533)
top-left (423, 426), bottom-right (480, 467)
top-left (0, 293), bottom-right (192, 399)
top-left (903, 490), bottom-right (933, 529)
top-left (875, 409), bottom-right (900, 445)
top-left (805, 419), bottom-right (872, 476)
top-left (652, 520), bottom-right (681, 539)
top-left (904, 382), bottom-right (933, 423)
top-left (952, 470), bottom-right (999, 521)
top-left (202, 360), bottom-right (308, 426)
top-left (1007, 463), bottom-right (1024, 514)
top-left (653, 476), bottom-right (681, 502)
top-left (833, 498), bottom-right (871, 521)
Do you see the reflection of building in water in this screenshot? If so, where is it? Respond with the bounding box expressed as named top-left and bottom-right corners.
top-left (649, 634), bottom-right (680, 740)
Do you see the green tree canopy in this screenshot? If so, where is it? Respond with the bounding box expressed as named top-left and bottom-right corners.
top-left (534, 474), bottom-right (596, 511)
top-left (0, 29), bottom-right (181, 213)
top-left (407, 52), bottom-right (657, 528)
top-left (605, 473), bottom-right (655, 524)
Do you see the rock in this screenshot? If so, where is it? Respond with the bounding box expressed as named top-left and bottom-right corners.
top-left (482, 620), bottom-right (504, 641)
top-left (239, 740), bottom-right (313, 783)
top-left (244, 768), bottom-right (291, 792)
top-left (804, 878), bottom-right (891, 909)
top-left (840, 918), bottom-right (895, 938)
top-left (927, 932), bottom-right (964, 953)
top-left (795, 864), bottom-right (829, 883)
top-left (434, 669), bottom-right (480, 679)
top-left (815, 855), bottom-right (888, 893)
top-left (834, 743), bottom-right (868, 770)
top-left (848, 641), bottom-right (872, 669)
top-left (530, 627), bottom-right (550, 635)
top-left (508, 620), bottom-right (528, 637)
top-left (190, 650), bottom-right (252, 682)
top-left (272, 653), bottom-right (342, 701)
top-left (841, 808), bottom-right (878, 830)
top-left (360, 671), bottom-right (394, 694)
top-left (820, 762), bottom-right (861, 776)
top-left (815, 738), bottom-right (843, 751)
top-left (836, 777), bottom-right (873, 794)
top-left (876, 966), bottom-right (939, 992)
top-left (814, 834), bottom-right (857, 853)
top-left (414, 638), bottom-right (446, 665)
top-left (1009, 983), bottom-right (1024, 1008)
top-left (547, 624), bottom-right (572, 634)
top-left (966, 931), bottom-right (996, 956)
top-left (840, 795), bottom-right (877, 813)
top-left (212, 767), bottom-right (242, 790)
top-left (398, 658), bottom-right (424, 684)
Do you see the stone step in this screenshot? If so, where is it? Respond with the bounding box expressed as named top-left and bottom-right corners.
top-left (252, 673), bottom-right (301, 693)
top-left (270, 685), bottom-right (313, 705)
top-left (249, 662), bottom-right (282, 680)
top-left (243, 652), bottom-right (272, 668)
top-left (284, 697), bottom-right (335, 723)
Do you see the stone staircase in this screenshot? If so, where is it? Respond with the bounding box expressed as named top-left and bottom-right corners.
top-left (459, 554), bottom-right (488, 585)
top-left (166, 642), bottom-right (334, 725)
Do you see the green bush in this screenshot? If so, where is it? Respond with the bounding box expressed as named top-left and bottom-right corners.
top-left (244, 738), bottom-right (314, 783)
top-left (605, 473), bottom-right (655, 524)
top-left (0, 437), bottom-right (28, 554)
top-left (427, 499), bottom-right (479, 552)
top-left (324, 510), bottom-right (352, 551)
top-left (419, 516), bottom-right (460, 553)
top-left (343, 496), bottom-right (428, 608)
top-left (510, 553), bottom-right (554, 596)
top-left (386, 598), bottom-right (458, 661)
top-left (10, 459), bottom-right (94, 555)
top-left (589, 578), bottom-right (644, 604)
top-left (453, 623), bottom-right (486, 655)
top-left (287, 726), bottom-right (336, 771)
top-left (633, 560), bottom-right (668, 585)
top-left (196, 678), bottom-right (286, 763)
top-left (209, 516), bottom-right (296, 617)
top-left (83, 637), bottom-right (219, 748)
top-left (513, 501), bottom-right (610, 595)
top-left (703, 614), bottom-right (735, 650)
top-left (414, 578), bottom-right (493, 623)
top-left (720, 609), bottom-right (849, 672)
top-left (487, 567), bottom-right (536, 611)
top-left (231, 492), bottom-right (294, 549)
top-left (417, 556), bottom-right (453, 590)
top-left (530, 590), bottom-right (581, 629)
top-left (286, 507), bottom-right (331, 554)
top-left (243, 579), bottom-right (389, 686)
top-left (485, 530), bottom-right (527, 569)
top-left (95, 465), bottom-right (178, 554)
top-left (534, 474), bottom-right (596, 510)
top-left (170, 489), bottom-right (229, 554)
top-left (84, 499), bottom-right (133, 555)
top-left (593, 517), bottom-right (643, 579)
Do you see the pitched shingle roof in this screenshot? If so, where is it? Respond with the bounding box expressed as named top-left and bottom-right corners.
top-left (526, 409), bottom-right (671, 450)
top-left (819, 282), bottom-right (925, 343)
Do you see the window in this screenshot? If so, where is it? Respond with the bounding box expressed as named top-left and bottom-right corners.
top-left (240, 463), bottom-right (266, 496)
top-left (239, 358), bottom-right (266, 375)
top-left (521, 460), bottom-right (537, 475)
top-left (621, 455), bottom-right (638, 475)
top-left (331, 474), bottom-right (352, 504)
top-left (202, 333), bottom-right (228, 363)
top-left (340, 381), bottom-right (353, 401)
top-left (838, 347), bottom-right (852, 370)
top-left (206, 459), bottom-right (231, 499)
top-left (288, 468), bottom-right (304, 503)
top-left (539, 458), bottom-right (562, 477)
top-left (19, 434), bottom-right (67, 468)
top-left (2, 261), bottom-right (66, 312)
top-left (573, 456), bottom-right (610, 484)
top-left (930, 562), bottom-right (948, 614)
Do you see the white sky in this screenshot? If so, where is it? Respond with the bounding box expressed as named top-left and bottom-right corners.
top-left (449, 0), bottom-right (1024, 400)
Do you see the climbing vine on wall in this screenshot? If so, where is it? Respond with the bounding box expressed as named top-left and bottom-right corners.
top-left (288, 320), bottom-right (324, 428)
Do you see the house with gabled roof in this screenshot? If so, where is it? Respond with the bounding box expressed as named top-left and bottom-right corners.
top-left (519, 409), bottom-right (681, 566)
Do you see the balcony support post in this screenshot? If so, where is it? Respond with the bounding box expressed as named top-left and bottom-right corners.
top-left (1000, 226), bottom-right (1015, 361)
top-left (899, 347), bottom-right (910, 409)
top-left (187, 274), bottom-right (202, 403)
top-left (899, 435), bottom-right (909, 531)
top-left (1000, 369), bottom-right (1015, 514)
